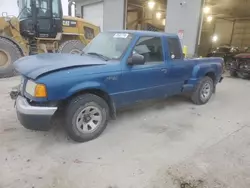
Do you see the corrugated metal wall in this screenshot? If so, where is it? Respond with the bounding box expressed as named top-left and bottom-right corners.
top-left (231, 20), bottom-right (250, 48)
top-left (199, 19), bottom-right (250, 56)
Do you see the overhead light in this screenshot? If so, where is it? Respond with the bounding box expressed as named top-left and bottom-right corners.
top-left (212, 35), bottom-right (218, 42)
top-left (203, 6), bottom-right (210, 14)
top-left (148, 1), bottom-right (155, 9)
top-left (162, 19), bottom-right (165, 26)
top-left (156, 12), bottom-right (162, 19)
top-left (207, 15), bottom-right (213, 22)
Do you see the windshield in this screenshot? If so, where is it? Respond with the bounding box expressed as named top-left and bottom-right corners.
top-left (19, 0), bottom-right (51, 19)
top-left (18, 0), bottom-right (32, 19)
top-left (83, 32), bottom-right (134, 60)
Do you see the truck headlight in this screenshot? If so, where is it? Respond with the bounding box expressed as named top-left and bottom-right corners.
top-left (25, 80), bottom-right (47, 98)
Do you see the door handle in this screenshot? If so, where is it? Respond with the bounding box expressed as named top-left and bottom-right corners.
top-left (161, 68), bottom-right (168, 74)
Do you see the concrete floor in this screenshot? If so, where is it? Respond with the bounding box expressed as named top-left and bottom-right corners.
top-left (0, 76), bottom-right (250, 188)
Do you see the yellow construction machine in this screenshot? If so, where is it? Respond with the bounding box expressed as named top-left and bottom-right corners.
top-left (0, 0), bottom-right (100, 77)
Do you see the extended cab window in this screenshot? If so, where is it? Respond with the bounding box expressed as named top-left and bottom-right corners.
top-left (84, 26), bottom-right (95, 40)
top-left (167, 38), bottom-right (182, 59)
top-left (133, 37), bottom-right (163, 64)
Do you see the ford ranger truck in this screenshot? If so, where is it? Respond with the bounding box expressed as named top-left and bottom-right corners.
top-left (11, 30), bottom-right (224, 142)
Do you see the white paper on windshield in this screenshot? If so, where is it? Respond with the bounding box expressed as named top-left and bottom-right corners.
top-left (113, 33), bottom-right (129, 38)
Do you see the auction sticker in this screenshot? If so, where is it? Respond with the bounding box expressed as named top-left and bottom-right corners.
top-left (113, 33), bottom-right (129, 38)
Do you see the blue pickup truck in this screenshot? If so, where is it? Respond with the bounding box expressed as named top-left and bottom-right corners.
top-left (11, 30), bottom-right (223, 142)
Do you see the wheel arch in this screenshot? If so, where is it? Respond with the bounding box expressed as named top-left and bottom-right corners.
top-left (205, 71), bottom-right (216, 83)
top-left (63, 88), bottom-right (116, 119)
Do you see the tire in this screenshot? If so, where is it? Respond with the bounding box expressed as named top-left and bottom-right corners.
top-left (58, 40), bottom-right (85, 54)
top-left (191, 76), bottom-right (214, 105)
top-left (0, 38), bottom-right (22, 78)
top-left (65, 94), bottom-right (109, 142)
top-left (238, 72), bottom-right (249, 79)
top-left (230, 70), bottom-right (237, 77)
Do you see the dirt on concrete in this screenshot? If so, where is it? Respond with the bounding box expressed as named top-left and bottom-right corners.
top-left (1, 76), bottom-right (250, 188)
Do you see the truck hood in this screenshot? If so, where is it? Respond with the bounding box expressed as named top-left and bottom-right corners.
top-left (14, 53), bottom-right (107, 79)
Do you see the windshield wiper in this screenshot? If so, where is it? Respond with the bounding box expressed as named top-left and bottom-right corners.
top-left (86, 52), bottom-right (110, 61)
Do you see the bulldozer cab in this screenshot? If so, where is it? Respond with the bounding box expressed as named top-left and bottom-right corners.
top-left (18, 0), bottom-right (63, 38)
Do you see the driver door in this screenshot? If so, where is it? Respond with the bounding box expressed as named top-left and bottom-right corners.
top-left (118, 36), bottom-right (169, 107)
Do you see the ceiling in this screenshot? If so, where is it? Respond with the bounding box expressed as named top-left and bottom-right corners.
top-left (127, 0), bottom-right (166, 10)
top-left (128, 0), bottom-right (250, 19)
top-left (206, 0), bottom-right (250, 19)
top-left (128, 0), bottom-right (166, 5)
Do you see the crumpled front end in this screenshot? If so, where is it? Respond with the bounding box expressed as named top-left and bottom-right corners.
top-left (10, 76), bottom-right (58, 131)
top-left (229, 58), bottom-right (250, 76)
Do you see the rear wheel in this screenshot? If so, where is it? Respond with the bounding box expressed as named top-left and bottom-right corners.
top-left (0, 38), bottom-right (22, 78)
top-left (238, 72), bottom-right (249, 79)
top-left (65, 94), bottom-right (109, 142)
top-left (191, 76), bottom-right (214, 105)
top-left (58, 40), bottom-right (85, 54)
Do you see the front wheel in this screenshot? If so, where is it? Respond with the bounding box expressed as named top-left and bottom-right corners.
top-left (230, 70), bottom-right (237, 77)
top-left (65, 94), bottom-right (109, 142)
top-left (191, 76), bottom-right (214, 105)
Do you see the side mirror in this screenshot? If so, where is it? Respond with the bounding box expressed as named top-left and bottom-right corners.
top-left (127, 54), bottom-right (145, 65)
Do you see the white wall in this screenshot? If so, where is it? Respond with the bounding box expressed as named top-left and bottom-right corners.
top-left (61, 0), bottom-right (69, 16)
top-left (166, 0), bottom-right (203, 56)
top-left (75, 0), bottom-right (126, 31)
top-left (0, 0), bottom-right (69, 16)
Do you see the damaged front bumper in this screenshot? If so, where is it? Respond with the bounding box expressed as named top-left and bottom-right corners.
top-left (15, 95), bottom-right (58, 131)
top-left (10, 85), bottom-right (58, 131)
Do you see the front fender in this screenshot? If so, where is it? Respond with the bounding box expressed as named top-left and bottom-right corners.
top-left (66, 81), bottom-right (108, 98)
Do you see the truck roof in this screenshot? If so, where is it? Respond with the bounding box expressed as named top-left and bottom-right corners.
top-left (109, 30), bottom-right (178, 38)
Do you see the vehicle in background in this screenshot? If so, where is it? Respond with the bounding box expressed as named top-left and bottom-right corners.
top-left (229, 47), bottom-right (250, 79)
top-left (206, 46), bottom-right (240, 70)
top-left (0, 0), bottom-right (100, 78)
top-left (11, 30), bottom-right (223, 142)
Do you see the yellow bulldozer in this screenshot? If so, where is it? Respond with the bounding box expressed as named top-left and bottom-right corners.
top-left (0, 0), bottom-right (100, 78)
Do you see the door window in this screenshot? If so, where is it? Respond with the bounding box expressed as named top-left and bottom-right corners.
top-left (36, 0), bottom-right (50, 17)
top-left (133, 37), bottom-right (163, 64)
top-left (52, 0), bottom-right (60, 17)
top-left (167, 38), bottom-right (182, 59)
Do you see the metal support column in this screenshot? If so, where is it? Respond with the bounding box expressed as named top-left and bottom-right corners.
top-left (165, 0), bottom-right (204, 57)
